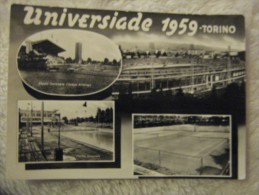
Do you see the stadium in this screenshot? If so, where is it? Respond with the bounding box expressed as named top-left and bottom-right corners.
top-left (133, 114), bottom-right (231, 177)
top-left (17, 30), bottom-right (122, 96)
top-left (112, 45), bottom-right (245, 98)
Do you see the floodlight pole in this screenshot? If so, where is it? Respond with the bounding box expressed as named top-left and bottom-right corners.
top-left (55, 111), bottom-right (63, 161)
top-left (41, 101), bottom-right (44, 152)
top-left (58, 113), bottom-right (61, 149)
top-left (27, 106), bottom-right (30, 133)
top-left (98, 111), bottom-right (100, 130)
top-left (30, 102), bottom-right (33, 137)
top-left (151, 59), bottom-right (154, 89)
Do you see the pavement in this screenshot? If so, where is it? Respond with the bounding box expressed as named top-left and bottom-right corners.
top-left (19, 127), bottom-right (46, 162)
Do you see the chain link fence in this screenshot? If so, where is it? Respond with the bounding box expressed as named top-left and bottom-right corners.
top-left (134, 138), bottom-right (229, 176)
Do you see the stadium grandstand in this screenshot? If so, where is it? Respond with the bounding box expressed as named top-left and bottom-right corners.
top-left (112, 46), bottom-right (245, 98)
top-left (18, 39), bottom-right (65, 70)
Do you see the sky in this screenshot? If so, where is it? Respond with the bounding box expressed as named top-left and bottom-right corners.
top-left (18, 100), bottom-right (113, 119)
top-left (112, 32), bottom-right (245, 51)
top-left (21, 29), bottom-right (121, 61)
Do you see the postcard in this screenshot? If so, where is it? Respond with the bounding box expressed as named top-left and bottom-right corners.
top-left (7, 4), bottom-right (245, 179)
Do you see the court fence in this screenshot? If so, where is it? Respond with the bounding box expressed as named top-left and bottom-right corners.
top-left (134, 140), bottom-right (230, 176)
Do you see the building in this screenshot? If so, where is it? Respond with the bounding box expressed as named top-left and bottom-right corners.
top-left (19, 109), bottom-right (59, 126)
top-left (18, 39), bottom-right (66, 70)
top-left (22, 39), bottom-right (65, 56)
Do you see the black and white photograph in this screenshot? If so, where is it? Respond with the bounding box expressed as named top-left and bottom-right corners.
top-left (112, 22), bottom-right (246, 118)
top-left (113, 36), bottom-right (245, 99)
top-left (18, 100), bottom-right (115, 163)
top-left (17, 29), bottom-right (122, 96)
top-left (133, 114), bottom-right (232, 177)
top-left (7, 4), bottom-right (245, 179)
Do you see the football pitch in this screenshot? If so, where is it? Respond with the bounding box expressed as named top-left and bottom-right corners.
top-left (134, 124), bottom-right (230, 176)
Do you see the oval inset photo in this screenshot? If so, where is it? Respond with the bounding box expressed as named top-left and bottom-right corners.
top-left (17, 29), bottom-right (122, 96)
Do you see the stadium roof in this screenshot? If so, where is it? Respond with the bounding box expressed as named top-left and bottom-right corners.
top-left (31, 39), bottom-right (65, 55)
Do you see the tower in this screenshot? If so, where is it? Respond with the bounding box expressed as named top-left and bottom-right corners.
top-left (75, 42), bottom-right (82, 64)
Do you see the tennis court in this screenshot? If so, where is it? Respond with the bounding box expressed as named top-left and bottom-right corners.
top-left (134, 124), bottom-right (230, 176)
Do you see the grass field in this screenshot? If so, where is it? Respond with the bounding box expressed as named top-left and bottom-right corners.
top-left (134, 124), bottom-right (230, 176)
top-left (19, 69), bottom-right (117, 95)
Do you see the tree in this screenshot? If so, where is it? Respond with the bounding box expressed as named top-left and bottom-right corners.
top-left (89, 116), bottom-right (95, 122)
top-left (108, 108), bottom-right (113, 123)
top-left (103, 107), bottom-right (113, 124)
top-left (162, 51), bottom-right (167, 56)
top-left (112, 59), bottom-right (118, 66)
top-left (62, 116), bottom-right (68, 124)
top-left (156, 50), bottom-right (161, 58)
top-left (87, 57), bottom-right (92, 64)
top-left (66, 57), bottom-right (73, 63)
top-left (76, 117), bottom-right (82, 123)
top-left (103, 58), bottom-right (109, 65)
top-left (95, 108), bottom-right (102, 123)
